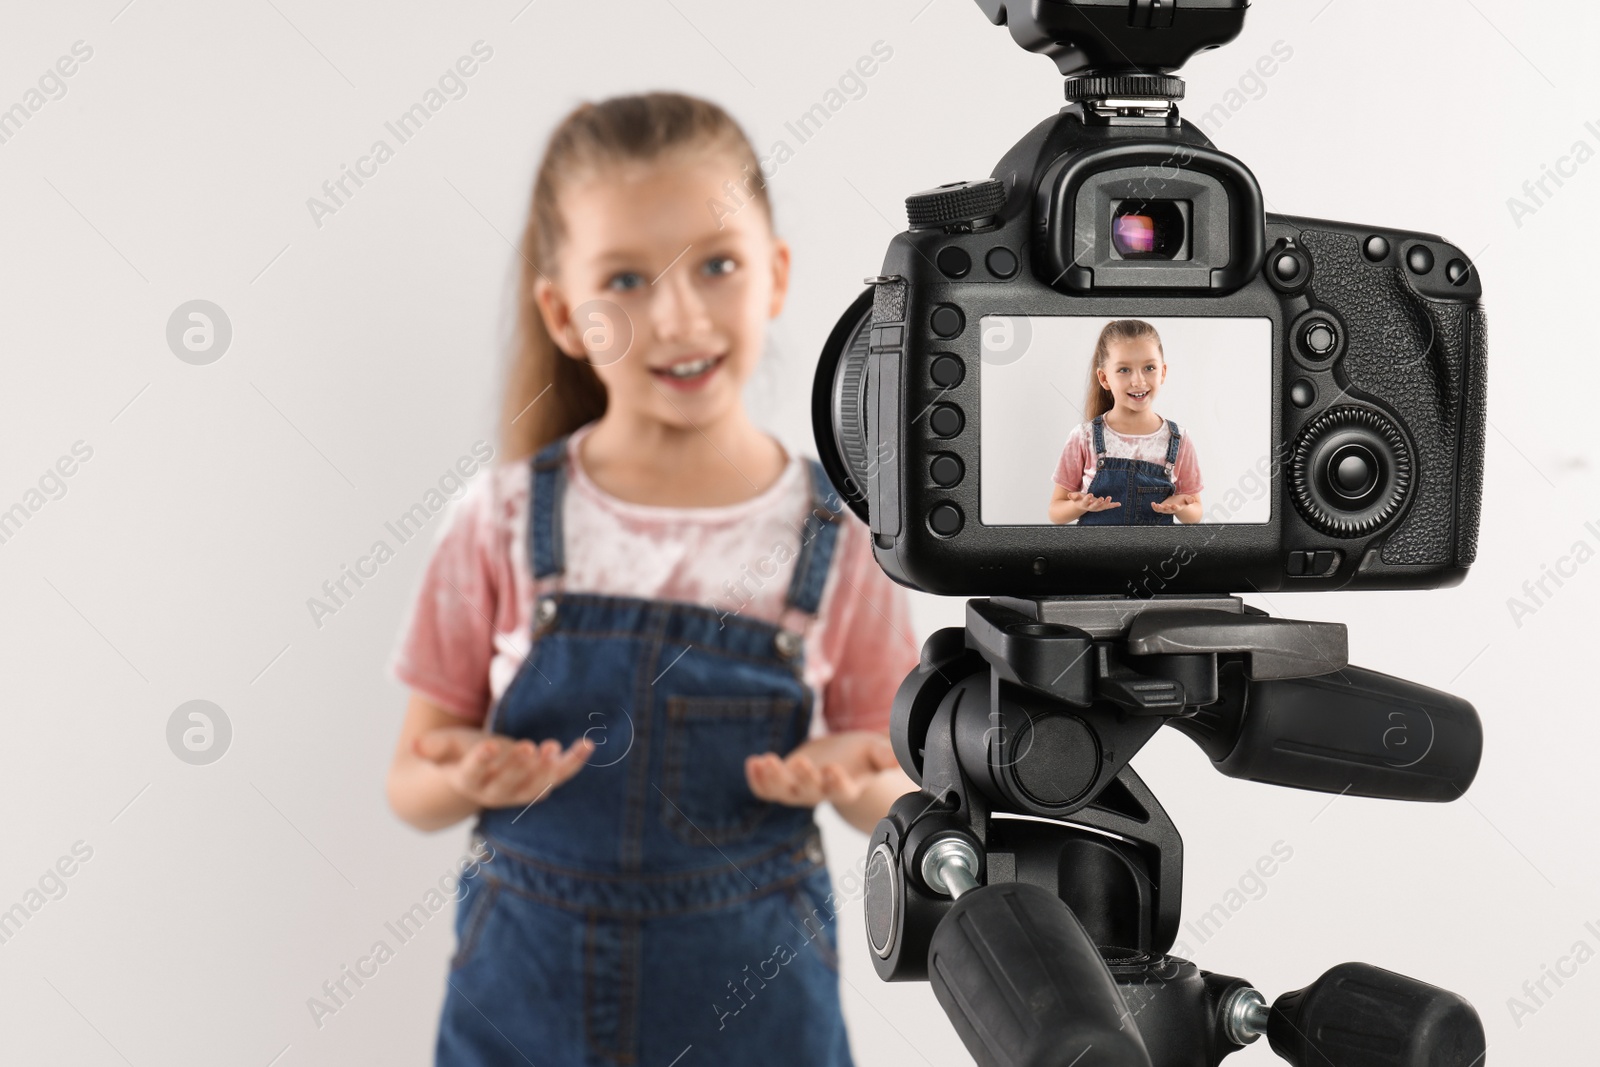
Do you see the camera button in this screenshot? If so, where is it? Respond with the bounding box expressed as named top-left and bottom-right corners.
top-left (1406, 244), bottom-right (1434, 274)
top-left (931, 305), bottom-right (964, 338)
top-left (1302, 320), bottom-right (1338, 358)
top-left (929, 404), bottom-right (964, 438)
top-left (1286, 551), bottom-right (1310, 576)
top-left (1363, 235), bottom-right (1390, 262)
top-left (1290, 379), bottom-right (1316, 408)
top-left (986, 247), bottom-right (1019, 279)
top-left (936, 247), bottom-right (972, 278)
top-left (930, 354), bottom-right (964, 388)
top-left (930, 454), bottom-right (964, 487)
top-left (929, 503), bottom-right (963, 537)
top-left (1446, 258), bottom-right (1471, 286)
top-left (1272, 253), bottom-right (1303, 282)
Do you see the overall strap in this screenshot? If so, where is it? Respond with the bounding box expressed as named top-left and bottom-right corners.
top-left (1090, 415), bottom-right (1108, 458)
top-left (528, 435), bottom-right (570, 579)
top-left (783, 459), bottom-right (844, 616)
top-left (1162, 419), bottom-right (1182, 474)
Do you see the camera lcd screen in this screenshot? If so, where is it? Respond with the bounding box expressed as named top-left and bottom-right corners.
top-left (979, 315), bottom-right (1273, 526)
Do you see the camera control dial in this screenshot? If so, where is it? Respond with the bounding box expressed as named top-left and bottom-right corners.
top-left (1289, 407), bottom-right (1412, 537)
top-left (906, 180), bottom-right (1007, 231)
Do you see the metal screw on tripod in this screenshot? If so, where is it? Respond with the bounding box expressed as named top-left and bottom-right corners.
top-left (920, 837), bottom-right (981, 898)
top-left (1221, 986), bottom-right (1270, 1045)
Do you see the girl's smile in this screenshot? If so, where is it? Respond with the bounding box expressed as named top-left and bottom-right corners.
top-left (535, 155), bottom-right (790, 432)
top-left (1096, 335), bottom-right (1167, 432)
top-left (649, 351), bottom-right (727, 390)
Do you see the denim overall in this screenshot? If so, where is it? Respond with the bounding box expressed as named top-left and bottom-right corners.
top-left (435, 435), bottom-right (854, 1067)
top-left (1077, 415), bottom-right (1182, 526)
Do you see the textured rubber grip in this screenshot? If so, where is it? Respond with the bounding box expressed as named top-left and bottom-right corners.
top-left (927, 882), bottom-right (1153, 1067)
top-left (1216, 666), bottom-right (1482, 801)
top-left (1270, 962), bottom-right (1486, 1067)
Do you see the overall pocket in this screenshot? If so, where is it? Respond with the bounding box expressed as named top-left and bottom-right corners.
top-left (788, 868), bottom-right (841, 974)
top-left (659, 695), bottom-right (802, 847)
top-left (1134, 477), bottom-right (1176, 524)
top-left (448, 871), bottom-right (503, 973)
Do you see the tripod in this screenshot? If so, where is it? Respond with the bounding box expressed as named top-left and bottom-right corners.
top-left (863, 595), bottom-right (1487, 1066)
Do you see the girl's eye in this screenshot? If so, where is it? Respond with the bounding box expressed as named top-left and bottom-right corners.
top-left (606, 271), bottom-right (645, 292)
top-left (701, 256), bottom-right (737, 278)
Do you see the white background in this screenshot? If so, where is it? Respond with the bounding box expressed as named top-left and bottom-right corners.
top-left (1, 0), bottom-right (1596, 1063)
top-left (980, 315), bottom-right (1273, 524)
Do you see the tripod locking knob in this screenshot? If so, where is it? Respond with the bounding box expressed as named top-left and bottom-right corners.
top-left (1268, 962), bottom-right (1486, 1066)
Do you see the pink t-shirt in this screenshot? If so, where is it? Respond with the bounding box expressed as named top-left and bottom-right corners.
top-left (389, 423), bottom-right (921, 737)
top-left (1052, 418), bottom-right (1203, 498)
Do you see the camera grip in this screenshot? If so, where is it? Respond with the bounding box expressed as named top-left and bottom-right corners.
top-left (1301, 229), bottom-right (1487, 571)
top-left (927, 882), bottom-right (1154, 1067)
top-left (1212, 666), bottom-right (1481, 801)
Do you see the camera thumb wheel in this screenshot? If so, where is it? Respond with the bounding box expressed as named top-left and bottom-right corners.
top-left (927, 882), bottom-right (1154, 1067)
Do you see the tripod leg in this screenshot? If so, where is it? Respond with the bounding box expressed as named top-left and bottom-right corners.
top-left (928, 882), bottom-right (1154, 1067)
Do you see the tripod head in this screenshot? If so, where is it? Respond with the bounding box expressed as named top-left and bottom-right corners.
top-left (864, 596), bottom-right (1487, 1066)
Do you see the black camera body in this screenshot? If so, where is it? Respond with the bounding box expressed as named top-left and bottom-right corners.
top-left (814, 6), bottom-right (1487, 598)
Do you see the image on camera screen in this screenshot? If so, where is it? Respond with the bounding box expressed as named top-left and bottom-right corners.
top-left (979, 315), bottom-right (1272, 526)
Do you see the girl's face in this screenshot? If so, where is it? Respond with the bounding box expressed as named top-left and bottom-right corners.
top-left (1097, 337), bottom-right (1166, 413)
top-left (534, 151), bottom-right (790, 433)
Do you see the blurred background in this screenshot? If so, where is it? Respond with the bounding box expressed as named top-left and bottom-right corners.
top-left (1, 0), bottom-right (1595, 1062)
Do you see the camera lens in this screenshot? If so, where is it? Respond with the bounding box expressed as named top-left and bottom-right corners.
top-left (1110, 200), bottom-right (1187, 259)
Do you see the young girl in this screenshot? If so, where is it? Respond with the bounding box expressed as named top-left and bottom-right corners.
top-left (384, 93), bottom-right (921, 1066)
top-left (1048, 319), bottom-right (1204, 525)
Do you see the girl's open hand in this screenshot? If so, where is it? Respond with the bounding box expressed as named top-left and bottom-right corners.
top-left (745, 731), bottom-right (899, 809)
top-left (1151, 493), bottom-right (1200, 515)
top-left (1065, 490), bottom-right (1120, 513)
top-left (412, 726), bottom-right (594, 811)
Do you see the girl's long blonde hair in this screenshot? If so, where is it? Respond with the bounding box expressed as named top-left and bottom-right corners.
top-left (500, 92), bottom-right (772, 461)
top-left (1084, 318), bottom-right (1164, 422)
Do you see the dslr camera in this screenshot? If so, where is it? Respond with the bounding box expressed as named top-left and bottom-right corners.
top-left (814, 4), bottom-right (1492, 1066)
top-left (814, 0), bottom-right (1486, 597)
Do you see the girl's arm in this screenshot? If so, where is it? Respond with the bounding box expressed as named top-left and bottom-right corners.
top-left (386, 691), bottom-right (592, 832)
top-left (1049, 484), bottom-right (1089, 524)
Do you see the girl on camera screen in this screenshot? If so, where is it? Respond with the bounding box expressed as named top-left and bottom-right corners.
top-left (1048, 319), bottom-right (1205, 525)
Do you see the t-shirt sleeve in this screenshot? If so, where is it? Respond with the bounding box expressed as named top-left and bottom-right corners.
top-left (815, 518), bottom-right (922, 735)
top-left (1052, 425), bottom-right (1089, 491)
top-left (1174, 433), bottom-right (1204, 496)
top-left (389, 473), bottom-right (503, 724)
